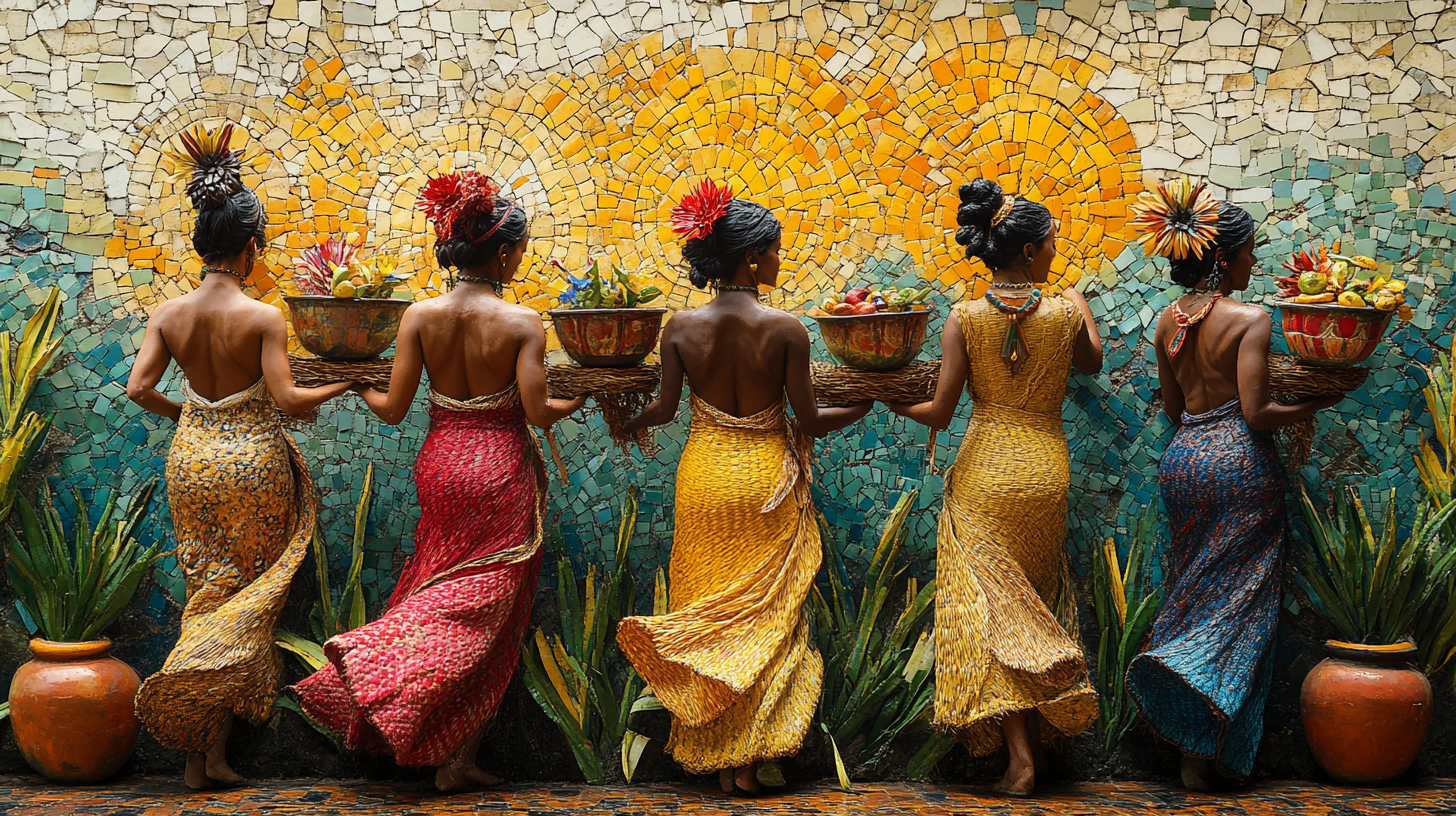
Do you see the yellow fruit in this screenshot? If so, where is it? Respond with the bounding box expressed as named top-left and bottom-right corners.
top-left (1298, 271), bottom-right (1327, 294)
top-left (1373, 295), bottom-right (1399, 311)
top-left (332, 281), bottom-right (357, 298)
top-left (1338, 291), bottom-right (1366, 307)
top-left (1293, 292), bottom-right (1336, 304)
top-left (1382, 280), bottom-right (1407, 292)
top-left (1350, 256), bottom-right (1378, 270)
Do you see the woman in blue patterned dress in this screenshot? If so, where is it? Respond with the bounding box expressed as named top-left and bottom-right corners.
top-left (1124, 181), bottom-right (1342, 790)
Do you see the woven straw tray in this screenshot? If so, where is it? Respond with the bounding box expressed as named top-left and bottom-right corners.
top-left (289, 356), bottom-right (945, 406)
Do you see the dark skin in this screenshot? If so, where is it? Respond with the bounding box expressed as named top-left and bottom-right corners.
top-left (887, 219), bottom-right (1102, 798)
top-left (356, 235), bottom-right (586, 430)
top-left (1153, 237), bottom-right (1338, 791)
top-left (124, 236), bottom-right (352, 790)
top-left (356, 233), bottom-right (583, 791)
top-left (625, 236), bottom-right (871, 438)
top-left (1153, 236), bottom-right (1340, 433)
top-left (624, 236), bottom-right (869, 796)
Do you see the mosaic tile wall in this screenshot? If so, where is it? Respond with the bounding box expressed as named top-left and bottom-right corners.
top-left (1, 0), bottom-right (1455, 778)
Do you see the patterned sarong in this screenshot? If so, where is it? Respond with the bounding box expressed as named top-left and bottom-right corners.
top-left (1126, 398), bottom-right (1285, 778)
top-left (292, 383), bottom-right (545, 767)
top-left (136, 378), bottom-right (314, 751)
top-left (616, 394), bottom-right (822, 773)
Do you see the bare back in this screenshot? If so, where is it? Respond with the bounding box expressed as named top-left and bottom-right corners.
top-left (407, 290), bottom-right (539, 400)
top-left (150, 287), bottom-right (277, 401)
top-left (666, 299), bottom-right (802, 418)
top-left (1155, 296), bottom-right (1268, 416)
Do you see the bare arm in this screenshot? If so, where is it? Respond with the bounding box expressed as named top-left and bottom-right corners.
top-left (357, 306), bottom-right (425, 425)
top-left (517, 318), bottom-right (587, 428)
top-left (125, 304), bottom-right (183, 421)
top-left (888, 312), bottom-right (967, 430)
top-left (785, 320), bottom-right (872, 438)
top-left (624, 318), bottom-right (685, 432)
top-left (260, 310), bottom-right (354, 416)
top-left (1153, 314), bottom-right (1186, 425)
top-left (1236, 315), bottom-right (1340, 431)
top-left (1062, 287), bottom-right (1103, 375)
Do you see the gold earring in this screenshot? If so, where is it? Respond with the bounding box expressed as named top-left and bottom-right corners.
top-left (749, 260), bottom-right (759, 273)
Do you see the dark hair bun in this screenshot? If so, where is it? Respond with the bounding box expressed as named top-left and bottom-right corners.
top-left (434, 195), bottom-right (529, 271)
top-left (680, 199), bottom-right (782, 290)
top-left (192, 188), bottom-right (265, 263)
top-left (952, 178), bottom-right (1053, 271)
top-left (1166, 202), bottom-right (1258, 289)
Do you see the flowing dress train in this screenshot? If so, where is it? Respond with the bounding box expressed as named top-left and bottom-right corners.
top-left (933, 297), bottom-right (1098, 756)
top-left (616, 394), bottom-right (822, 773)
top-left (1126, 398), bottom-right (1285, 778)
top-left (292, 383), bottom-right (546, 766)
top-left (136, 378), bottom-right (314, 750)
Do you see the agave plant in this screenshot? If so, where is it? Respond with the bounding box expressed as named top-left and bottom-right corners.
top-left (1295, 483), bottom-right (1456, 648)
top-left (275, 463), bottom-right (376, 673)
top-left (1416, 333), bottom-right (1454, 513)
top-left (1091, 507), bottom-right (1163, 752)
top-left (520, 484), bottom-right (644, 783)
top-left (809, 490), bottom-right (937, 790)
top-left (0, 287), bottom-right (62, 522)
top-left (3, 480), bottom-right (162, 642)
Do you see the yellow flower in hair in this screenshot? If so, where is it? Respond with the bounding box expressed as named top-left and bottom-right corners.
top-left (1130, 178), bottom-right (1222, 261)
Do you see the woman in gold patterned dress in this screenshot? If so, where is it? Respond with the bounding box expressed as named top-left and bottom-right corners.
top-left (616, 181), bottom-right (871, 795)
top-left (125, 124), bottom-right (353, 790)
top-left (890, 179), bottom-right (1103, 797)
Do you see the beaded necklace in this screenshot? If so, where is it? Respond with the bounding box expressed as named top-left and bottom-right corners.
top-left (984, 288), bottom-right (1043, 373)
top-left (1167, 294), bottom-right (1222, 357)
top-left (456, 274), bottom-right (505, 295)
top-left (201, 265), bottom-right (245, 282)
top-left (988, 280), bottom-right (1036, 291)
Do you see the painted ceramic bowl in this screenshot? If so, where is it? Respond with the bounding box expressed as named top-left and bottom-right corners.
top-left (813, 310), bottom-right (932, 372)
top-left (549, 308), bottom-right (668, 367)
top-left (1274, 300), bottom-right (1395, 368)
top-left (284, 295), bottom-right (411, 360)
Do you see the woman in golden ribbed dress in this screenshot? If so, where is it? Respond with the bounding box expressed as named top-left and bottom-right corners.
top-left (126, 124), bottom-right (353, 789)
top-left (890, 179), bottom-right (1103, 797)
top-left (616, 180), bottom-right (871, 795)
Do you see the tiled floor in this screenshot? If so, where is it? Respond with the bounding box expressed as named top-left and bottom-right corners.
top-left (1, 778), bottom-right (1453, 815)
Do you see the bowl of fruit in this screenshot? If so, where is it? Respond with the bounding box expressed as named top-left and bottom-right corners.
top-left (811, 285), bottom-right (933, 371)
top-left (1272, 243), bottom-right (1414, 368)
top-left (284, 239), bottom-right (413, 360)
top-left (548, 259), bottom-right (667, 367)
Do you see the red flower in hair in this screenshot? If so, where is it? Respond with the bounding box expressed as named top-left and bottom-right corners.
top-left (670, 180), bottom-right (734, 241)
top-left (417, 171), bottom-right (500, 243)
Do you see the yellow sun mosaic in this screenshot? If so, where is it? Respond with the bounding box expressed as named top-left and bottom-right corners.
top-left (107, 20), bottom-right (1140, 344)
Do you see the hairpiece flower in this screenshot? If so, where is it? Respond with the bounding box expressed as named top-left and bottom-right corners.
top-left (1130, 178), bottom-right (1222, 260)
top-left (417, 170), bottom-right (501, 244)
top-left (670, 180), bottom-right (734, 241)
top-left (164, 122), bottom-right (247, 208)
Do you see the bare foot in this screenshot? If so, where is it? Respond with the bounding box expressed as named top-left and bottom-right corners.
top-left (184, 753), bottom-right (212, 791)
top-left (991, 764), bottom-right (1035, 798)
top-left (733, 764), bottom-right (761, 796)
top-left (719, 768), bottom-right (736, 793)
top-left (1181, 756), bottom-right (1217, 792)
top-left (435, 762), bottom-right (503, 792)
top-left (205, 758), bottom-right (245, 787)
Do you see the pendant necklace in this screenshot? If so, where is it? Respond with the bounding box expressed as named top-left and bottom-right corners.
top-left (457, 274), bottom-right (506, 295)
top-left (984, 288), bottom-right (1044, 373)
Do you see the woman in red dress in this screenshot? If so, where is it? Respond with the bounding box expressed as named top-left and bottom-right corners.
top-left (292, 172), bottom-right (584, 791)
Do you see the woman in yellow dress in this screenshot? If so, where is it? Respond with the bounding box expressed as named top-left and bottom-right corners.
top-left (890, 179), bottom-right (1103, 797)
top-left (616, 180), bottom-right (871, 795)
top-left (126, 123), bottom-right (353, 789)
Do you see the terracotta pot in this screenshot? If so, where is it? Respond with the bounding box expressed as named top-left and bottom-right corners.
top-left (1300, 639), bottom-right (1431, 785)
top-left (9, 639), bottom-right (141, 783)
top-left (1274, 300), bottom-right (1394, 368)
top-left (284, 295), bottom-right (411, 360)
top-left (813, 310), bottom-right (932, 372)
top-left (549, 308), bottom-right (667, 367)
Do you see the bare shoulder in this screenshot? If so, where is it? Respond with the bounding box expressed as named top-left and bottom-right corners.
top-left (1220, 298), bottom-right (1270, 327)
top-left (764, 305), bottom-right (808, 337)
top-left (500, 300), bottom-right (546, 336)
